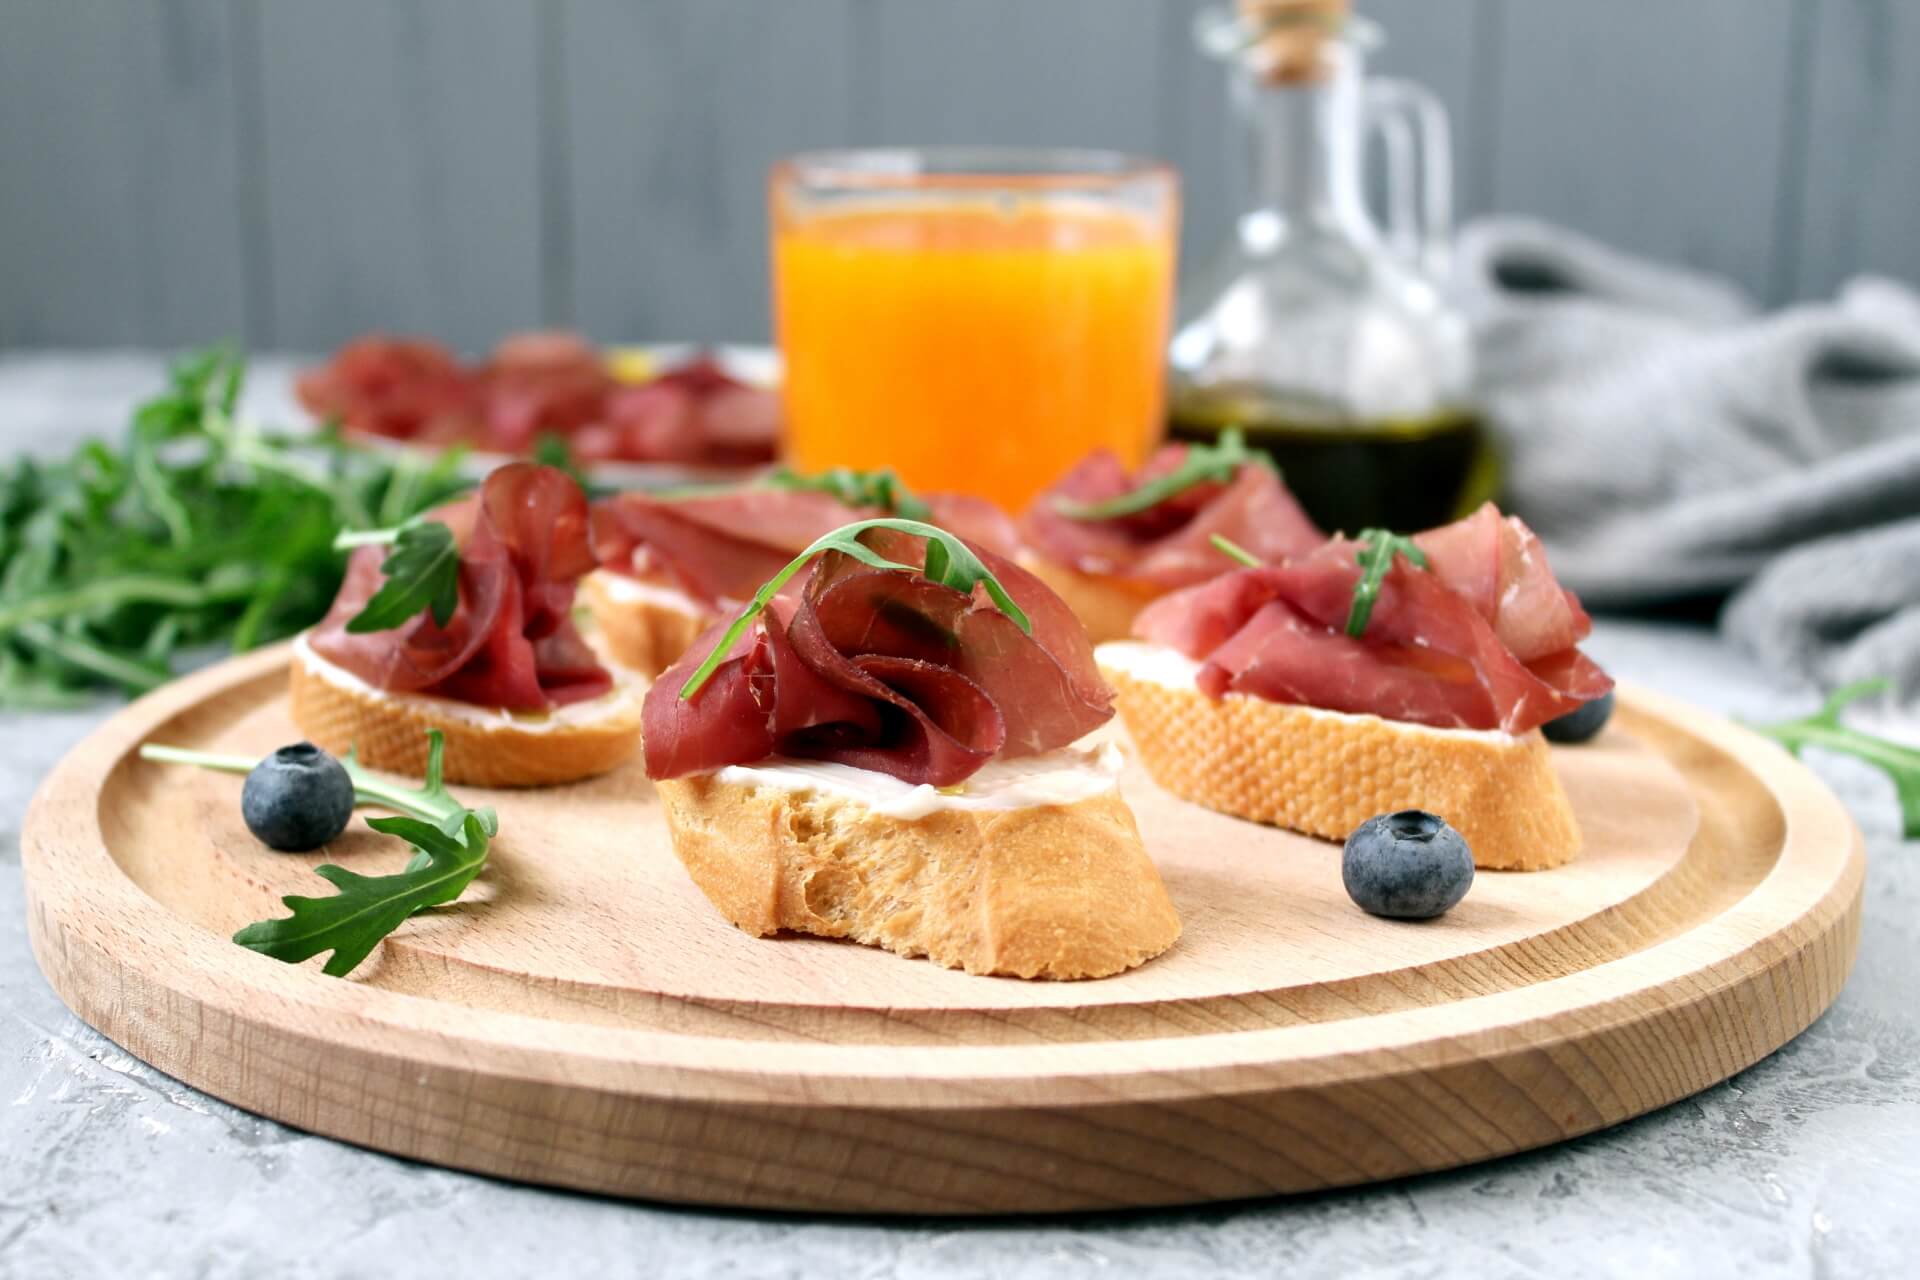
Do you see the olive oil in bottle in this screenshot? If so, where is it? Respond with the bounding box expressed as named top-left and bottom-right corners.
top-left (1168, 389), bottom-right (1498, 535)
top-left (1170, 7), bottom-right (1486, 538)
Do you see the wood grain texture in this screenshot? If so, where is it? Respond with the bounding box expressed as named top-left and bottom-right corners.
top-left (561, 0), bottom-right (856, 344)
top-left (255, 0), bottom-right (543, 353)
top-left (22, 646), bottom-right (1862, 1213)
top-left (1489, 0), bottom-right (1799, 299)
top-left (1790, 0), bottom-right (1920, 299)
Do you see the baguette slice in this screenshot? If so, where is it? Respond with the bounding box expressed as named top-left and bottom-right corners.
top-left (1016, 550), bottom-right (1161, 646)
top-left (654, 759), bottom-right (1182, 979)
top-left (579, 569), bottom-right (715, 679)
top-left (1098, 642), bottom-right (1580, 870)
top-left (289, 635), bottom-right (644, 787)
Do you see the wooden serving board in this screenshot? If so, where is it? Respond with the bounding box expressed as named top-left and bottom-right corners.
top-left (23, 646), bottom-right (1863, 1214)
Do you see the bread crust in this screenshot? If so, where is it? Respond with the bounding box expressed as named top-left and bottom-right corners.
top-left (654, 773), bottom-right (1182, 979)
top-left (1101, 661), bottom-right (1581, 871)
top-left (578, 570), bottom-right (715, 679)
top-left (1016, 550), bottom-right (1162, 646)
top-left (289, 647), bottom-right (644, 787)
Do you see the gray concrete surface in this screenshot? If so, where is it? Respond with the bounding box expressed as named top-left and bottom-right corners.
top-left (3, 357), bottom-right (1918, 1278)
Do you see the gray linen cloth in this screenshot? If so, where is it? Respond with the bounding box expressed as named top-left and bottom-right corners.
top-left (1455, 218), bottom-right (1920, 695)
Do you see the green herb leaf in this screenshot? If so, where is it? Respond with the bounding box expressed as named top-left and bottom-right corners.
top-left (679, 517), bottom-right (1030, 700)
top-left (0, 346), bottom-right (468, 706)
top-left (532, 433), bottom-right (589, 490)
top-left (232, 810), bottom-right (492, 977)
top-left (1053, 427), bottom-right (1269, 521)
top-left (141, 729), bottom-right (501, 975)
top-left (1752, 679), bottom-right (1920, 839)
top-left (1210, 533), bottom-right (1263, 567)
top-left (342, 520), bottom-right (460, 633)
top-left (1345, 528), bottom-right (1429, 638)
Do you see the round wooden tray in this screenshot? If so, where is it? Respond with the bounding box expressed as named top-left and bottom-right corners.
top-left (22, 645), bottom-right (1863, 1214)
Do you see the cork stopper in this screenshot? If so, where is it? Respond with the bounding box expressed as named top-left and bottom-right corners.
top-left (1234, 0), bottom-right (1352, 84)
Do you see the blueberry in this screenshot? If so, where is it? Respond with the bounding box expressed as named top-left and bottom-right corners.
top-left (1342, 809), bottom-right (1474, 920)
top-left (1542, 690), bottom-right (1615, 744)
top-left (241, 742), bottom-right (355, 851)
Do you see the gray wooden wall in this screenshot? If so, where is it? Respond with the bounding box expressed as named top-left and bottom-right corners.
top-left (3, 0), bottom-right (1917, 353)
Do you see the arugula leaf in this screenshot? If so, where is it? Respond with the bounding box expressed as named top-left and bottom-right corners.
top-left (14, 619), bottom-right (169, 692)
top-left (140, 729), bottom-right (501, 976)
top-left (531, 433), bottom-right (590, 491)
top-left (1210, 533), bottom-right (1263, 567)
top-left (1345, 528), bottom-right (1429, 638)
top-left (232, 811), bottom-right (492, 977)
top-left (342, 520), bottom-right (460, 633)
top-left (378, 441), bottom-right (470, 528)
top-left (1053, 427), bottom-right (1270, 521)
top-left (1753, 679), bottom-right (1920, 838)
top-left (679, 517), bottom-right (1031, 699)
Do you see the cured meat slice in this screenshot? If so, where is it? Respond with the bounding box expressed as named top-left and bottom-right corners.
top-left (474, 332), bottom-right (611, 453)
top-left (643, 529), bottom-right (1112, 785)
top-left (591, 489), bottom-right (860, 606)
top-left (1416, 502), bottom-right (1591, 661)
top-left (310, 463), bottom-right (613, 711)
top-left (1022, 444), bottom-right (1322, 589)
top-left (1134, 513), bottom-right (1612, 734)
top-left (294, 335), bottom-right (473, 442)
top-left (297, 333), bottom-right (782, 465)
top-left (591, 486), bottom-right (1020, 608)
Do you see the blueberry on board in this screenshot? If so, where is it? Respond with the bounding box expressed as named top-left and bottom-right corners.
top-left (1342, 809), bottom-right (1474, 920)
top-left (241, 742), bottom-right (356, 851)
top-left (1542, 689), bottom-right (1615, 744)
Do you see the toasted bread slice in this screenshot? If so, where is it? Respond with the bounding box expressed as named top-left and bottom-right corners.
top-left (578, 569), bottom-right (715, 679)
top-left (1016, 550), bottom-right (1161, 646)
top-left (653, 752), bottom-right (1182, 979)
top-left (289, 635), bottom-right (644, 787)
top-left (1097, 642), bottom-right (1580, 870)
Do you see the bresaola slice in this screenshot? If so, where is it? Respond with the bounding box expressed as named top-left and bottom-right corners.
top-left (310, 463), bottom-right (613, 711)
top-left (591, 487), bottom-right (1019, 608)
top-left (1413, 502), bottom-right (1592, 662)
top-left (591, 489), bottom-right (857, 607)
top-left (1022, 443), bottom-right (1322, 589)
top-left (295, 332), bottom-right (782, 465)
top-left (295, 335), bottom-right (474, 443)
top-left (1133, 509), bottom-right (1613, 735)
top-left (643, 529), bottom-right (1112, 786)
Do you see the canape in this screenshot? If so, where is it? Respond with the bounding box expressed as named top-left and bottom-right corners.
top-left (584, 472), bottom-right (1018, 677)
top-left (1098, 504), bottom-right (1614, 870)
top-left (292, 462), bottom-right (644, 786)
top-left (1019, 429), bottom-right (1323, 643)
top-left (643, 519), bottom-right (1181, 979)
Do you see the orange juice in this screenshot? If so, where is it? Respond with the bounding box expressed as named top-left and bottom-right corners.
top-left (773, 162), bottom-right (1177, 513)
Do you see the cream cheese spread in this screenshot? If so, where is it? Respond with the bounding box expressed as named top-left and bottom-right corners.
top-left (292, 632), bottom-right (642, 733)
top-left (1094, 640), bottom-right (1521, 745)
top-left (713, 743), bottom-right (1124, 820)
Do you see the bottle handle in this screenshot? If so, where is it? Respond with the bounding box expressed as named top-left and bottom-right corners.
top-left (1364, 77), bottom-right (1453, 282)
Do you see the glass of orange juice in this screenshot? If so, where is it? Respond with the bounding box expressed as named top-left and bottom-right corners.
top-left (771, 148), bottom-right (1179, 512)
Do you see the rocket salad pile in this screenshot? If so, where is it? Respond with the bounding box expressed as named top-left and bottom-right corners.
top-left (0, 347), bottom-right (467, 706)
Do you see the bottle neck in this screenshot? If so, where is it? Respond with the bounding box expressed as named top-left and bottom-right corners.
top-left (1233, 55), bottom-right (1370, 239)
